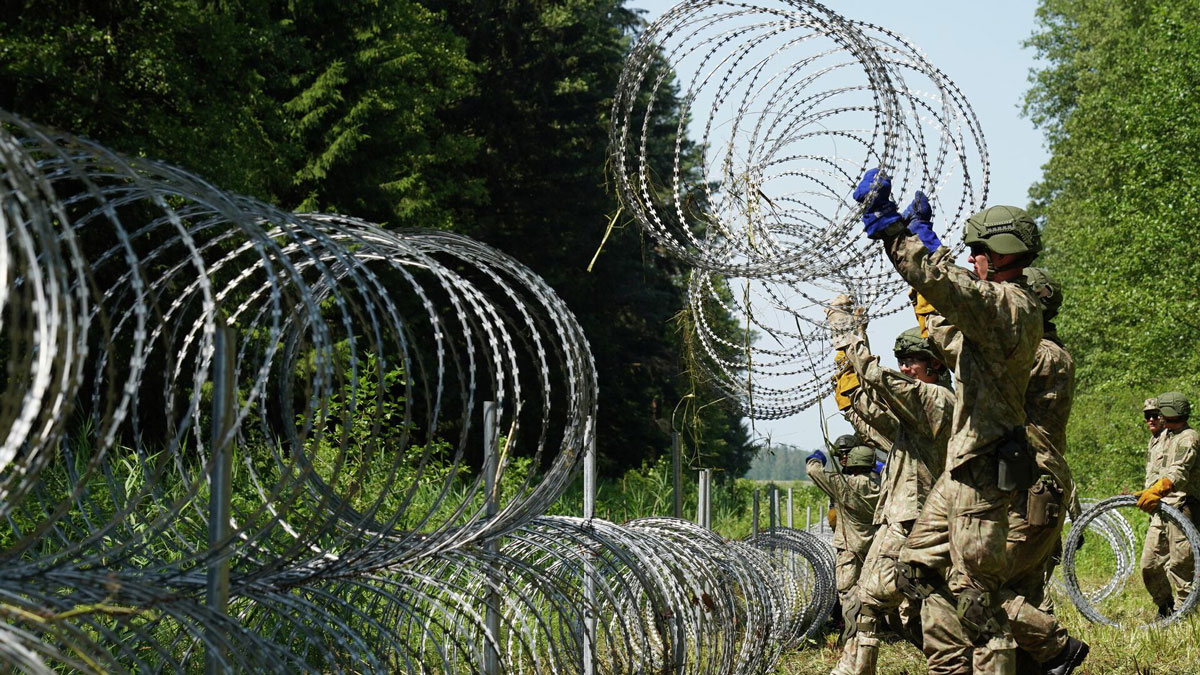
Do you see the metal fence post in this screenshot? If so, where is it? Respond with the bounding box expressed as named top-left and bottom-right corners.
top-left (483, 402), bottom-right (501, 675)
top-left (672, 432), bottom-right (682, 519)
top-left (696, 469), bottom-right (712, 530)
top-left (582, 416), bottom-right (596, 675)
top-left (787, 488), bottom-right (794, 528)
top-left (206, 318), bottom-right (235, 675)
top-left (769, 487), bottom-right (777, 535)
top-left (752, 489), bottom-right (760, 538)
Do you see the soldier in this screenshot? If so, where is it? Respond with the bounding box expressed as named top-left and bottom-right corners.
top-left (830, 305), bottom-right (899, 466)
top-left (1138, 391), bottom-right (1200, 617)
top-left (806, 435), bottom-right (881, 667)
top-left (1000, 267), bottom-right (1088, 674)
top-left (1144, 397), bottom-right (1166, 444)
top-left (854, 169), bottom-right (1042, 674)
top-left (825, 314), bottom-right (953, 675)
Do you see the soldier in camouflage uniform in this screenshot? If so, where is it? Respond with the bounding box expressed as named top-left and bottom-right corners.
top-left (854, 170), bottom-right (1042, 675)
top-left (831, 308), bottom-right (899, 466)
top-left (824, 312), bottom-right (953, 675)
top-left (999, 267), bottom-right (1088, 674)
top-left (806, 436), bottom-right (880, 670)
top-left (1138, 391), bottom-right (1200, 616)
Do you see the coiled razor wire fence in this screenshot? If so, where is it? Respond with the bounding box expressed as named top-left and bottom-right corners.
top-left (0, 104), bottom-right (840, 673)
top-left (611, 0), bottom-right (989, 418)
top-left (1050, 497), bottom-right (1136, 604)
top-left (1061, 496), bottom-right (1200, 628)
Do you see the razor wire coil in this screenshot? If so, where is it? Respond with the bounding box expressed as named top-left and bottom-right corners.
top-left (610, 0), bottom-right (989, 419)
top-left (0, 106), bottom-right (840, 673)
top-left (1062, 495), bottom-right (1200, 628)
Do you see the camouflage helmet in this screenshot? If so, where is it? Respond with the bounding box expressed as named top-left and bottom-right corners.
top-left (893, 327), bottom-right (938, 362)
top-left (1143, 397), bottom-right (1160, 413)
top-left (1157, 391), bottom-right (1191, 418)
top-left (843, 445), bottom-right (876, 469)
top-left (1023, 267), bottom-right (1063, 318)
top-left (833, 434), bottom-right (859, 450)
top-left (963, 205), bottom-right (1041, 256)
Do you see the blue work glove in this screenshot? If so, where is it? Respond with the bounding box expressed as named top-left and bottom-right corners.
top-left (806, 449), bottom-right (827, 465)
top-left (874, 459), bottom-right (885, 475)
top-left (902, 190), bottom-right (942, 252)
top-left (852, 168), bottom-right (903, 238)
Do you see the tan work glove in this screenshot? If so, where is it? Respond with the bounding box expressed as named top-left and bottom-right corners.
top-left (827, 506), bottom-right (837, 529)
top-left (1136, 477), bottom-right (1173, 513)
top-left (825, 294), bottom-right (860, 350)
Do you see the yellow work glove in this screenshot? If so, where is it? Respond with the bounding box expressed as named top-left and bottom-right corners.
top-left (1136, 477), bottom-right (1174, 513)
top-left (833, 351), bottom-right (859, 411)
top-left (827, 506), bottom-right (837, 529)
top-left (908, 288), bottom-right (937, 338)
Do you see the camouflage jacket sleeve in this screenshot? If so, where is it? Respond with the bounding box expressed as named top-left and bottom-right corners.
top-left (843, 334), bottom-right (951, 438)
top-left (806, 459), bottom-right (877, 522)
top-left (844, 378), bottom-right (898, 449)
top-left (1163, 428), bottom-right (1200, 496)
top-left (883, 233), bottom-right (1026, 347)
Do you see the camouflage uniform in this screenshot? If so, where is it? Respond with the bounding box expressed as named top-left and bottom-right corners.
top-left (1141, 423), bottom-right (1200, 609)
top-left (882, 233), bottom-right (1042, 675)
top-left (835, 333), bottom-right (953, 675)
top-left (1002, 331), bottom-right (1076, 663)
top-left (807, 455), bottom-right (880, 670)
top-left (835, 341), bottom-right (900, 458)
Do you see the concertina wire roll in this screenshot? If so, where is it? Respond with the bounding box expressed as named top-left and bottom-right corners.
top-left (0, 101), bottom-right (835, 672)
top-left (611, 0), bottom-right (990, 419)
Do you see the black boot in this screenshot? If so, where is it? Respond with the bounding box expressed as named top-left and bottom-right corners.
top-left (1157, 602), bottom-right (1175, 619)
top-left (1042, 636), bottom-right (1089, 675)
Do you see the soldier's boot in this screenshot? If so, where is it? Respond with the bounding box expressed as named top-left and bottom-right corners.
top-left (1157, 602), bottom-right (1175, 619)
top-left (852, 638), bottom-right (878, 675)
top-left (830, 636), bottom-right (857, 675)
top-left (1041, 636), bottom-right (1089, 675)
top-left (849, 607), bottom-right (881, 675)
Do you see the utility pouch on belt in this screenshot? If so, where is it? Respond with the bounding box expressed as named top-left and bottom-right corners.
top-left (1026, 476), bottom-right (1060, 527)
top-left (996, 428), bottom-right (1037, 492)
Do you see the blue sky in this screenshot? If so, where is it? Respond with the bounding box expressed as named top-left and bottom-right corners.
top-left (627, 0), bottom-right (1052, 454)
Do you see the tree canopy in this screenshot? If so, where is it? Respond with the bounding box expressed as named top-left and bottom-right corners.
top-left (1025, 0), bottom-right (1200, 493)
top-left (0, 0), bottom-right (758, 479)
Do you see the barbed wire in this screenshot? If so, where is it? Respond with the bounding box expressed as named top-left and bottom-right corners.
top-left (0, 106), bottom-right (842, 672)
top-left (1061, 496), bottom-right (1200, 628)
top-left (1049, 497), bottom-right (1136, 604)
top-left (611, 0), bottom-right (988, 418)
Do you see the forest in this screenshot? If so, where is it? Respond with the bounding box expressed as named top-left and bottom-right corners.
top-left (3, 0), bottom-right (1199, 499)
top-left (0, 0), bottom-right (756, 481)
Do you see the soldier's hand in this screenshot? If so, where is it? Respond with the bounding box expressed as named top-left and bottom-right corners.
top-left (825, 294), bottom-right (860, 348)
top-left (853, 169), bottom-right (903, 238)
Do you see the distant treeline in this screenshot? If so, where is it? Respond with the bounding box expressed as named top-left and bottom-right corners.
top-left (744, 444), bottom-right (818, 482)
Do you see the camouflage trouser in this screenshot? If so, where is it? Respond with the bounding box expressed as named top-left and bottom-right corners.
top-left (831, 548), bottom-right (867, 675)
top-left (1141, 507), bottom-right (1196, 609)
top-left (834, 520), bottom-right (921, 675)
top-left (836, 547), bottom-right (866, 639)
top-left (1002, 489), bottom-right (1069, 663)
top-left (901, 456), bottom-right (1016, 675)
